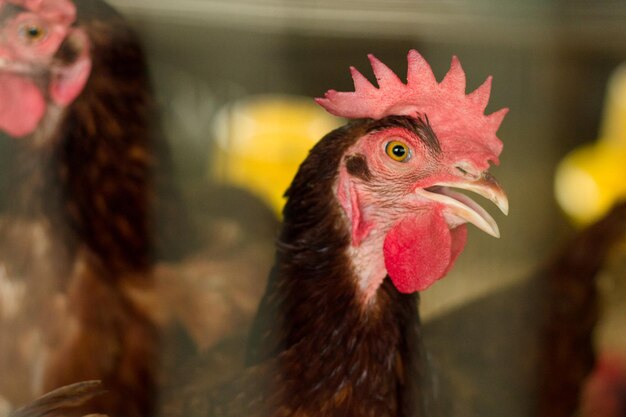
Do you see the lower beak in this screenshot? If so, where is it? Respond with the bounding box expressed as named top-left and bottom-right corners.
top-left (415, 172), bottom-right (508, 238)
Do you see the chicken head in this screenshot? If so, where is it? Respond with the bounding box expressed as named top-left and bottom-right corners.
top-left (317, 51), bottom-right (509, 301)
top-left (0, 0), bottom-right (91, 137)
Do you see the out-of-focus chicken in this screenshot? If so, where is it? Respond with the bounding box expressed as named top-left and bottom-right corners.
top-left (422, 200), bottom-right (626, 417)
top-left (160, 50), bottom-right (509, 417)
top-left (0, 0), bottom-right (196, 415)
top-left (580, 353), bottom-right (626, 417)
top-left (156, 184), bottom-right (277, 353)
top-left (0, 1), bottom-right (277, 415)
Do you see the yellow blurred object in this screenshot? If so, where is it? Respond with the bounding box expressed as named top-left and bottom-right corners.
top-left (600, 64), bottom-right (626, 146)
top-left (555, 143), bottom-right (626, 226)
top-left (555, 64), bottom-right (626, 227)
top-left (212, 95), bottom-right (342, 215)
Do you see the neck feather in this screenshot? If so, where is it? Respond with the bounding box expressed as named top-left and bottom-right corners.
top-left (246, 120), bottom-right (439, 416)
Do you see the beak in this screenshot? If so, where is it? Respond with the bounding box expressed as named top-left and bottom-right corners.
top-left (0, 56), bottom-right (27, 74)
top-left (0, 46), bottom-right (13, 70)
top-left (415, 172), bottom-right (508, 238)
top-left (0, 48), bottom-right (38, 75)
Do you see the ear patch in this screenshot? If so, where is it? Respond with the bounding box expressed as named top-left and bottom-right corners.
top-left (345, 154), bottom-right (372, 181)
top-left (49, 28), bottom-right (92, 106)
top-left (337, 168), bottom-right (373, 247)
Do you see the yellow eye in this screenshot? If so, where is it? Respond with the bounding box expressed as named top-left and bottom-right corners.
top-left (19, 23), bottom-right (47, 43)
top-left (385, 141), bottom-right (411, 162)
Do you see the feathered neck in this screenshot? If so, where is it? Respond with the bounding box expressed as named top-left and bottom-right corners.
top-left (246, 120), bottom-right (440, 416)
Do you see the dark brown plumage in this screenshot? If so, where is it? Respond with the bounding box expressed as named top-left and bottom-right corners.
top-left (538, 200), bottom-right (626, 417)
top-left (245, 120), bottom-right (437, 417)
top-left (9, 381), bottom-right (106, 417)
top-left (162, 119), bottom-right (442, 417)
top-left (63, 0), bottom-right (195, 272)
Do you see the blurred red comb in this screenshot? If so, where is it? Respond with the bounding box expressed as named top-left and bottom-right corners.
top-left (4, 0), bottom-right (76, 25)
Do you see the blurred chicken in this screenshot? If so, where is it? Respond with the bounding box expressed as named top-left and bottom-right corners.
top-left (160, 50), bottom-right (509, 417)
top-left (0, 1), bottom-right (278, 415)
top-left (156, 184), bottom-right (277, 353)
top-left (9, 381), bottom-right (105, 417)
top-left (423, 200), bottom-right (626, 417)
top-left (0, 0), bottom-right (205, 415)
top-left (580, 352), bottom-right (626, 417)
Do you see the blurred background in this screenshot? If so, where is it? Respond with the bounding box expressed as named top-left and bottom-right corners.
top-left (104, 0), bottom-right (626, 319)
top-left (3, 0), bottom-right (626, 415)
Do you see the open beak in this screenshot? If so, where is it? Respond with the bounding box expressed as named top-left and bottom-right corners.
top-left (415, 172), bottom-right (508, 238)
top-left (0, 56), bottom-right (37, 75)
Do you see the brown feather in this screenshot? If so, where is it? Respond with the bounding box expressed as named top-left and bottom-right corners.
top-left (537, 200), bottom-right (626, 417)
top-left (10, 381), bottom-right (106, 417)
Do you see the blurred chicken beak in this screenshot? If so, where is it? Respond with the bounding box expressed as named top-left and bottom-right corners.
top-left (0, 53), bottom-right (30, 74)
top-left (416, 172), bottom-right (508, 238)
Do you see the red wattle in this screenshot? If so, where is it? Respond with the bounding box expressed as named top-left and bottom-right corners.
top-left (444, 225), bottom-right (467, 276)
top-left (0, 72), bottom-right (46, 137)
top-left (383, 210), bottom-right (467, 293)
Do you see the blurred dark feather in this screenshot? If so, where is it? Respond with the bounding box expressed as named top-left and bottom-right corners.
top-left (424, 200), bottom-right (626, 417)
top-left (10, 381), bottom-right (106, 417)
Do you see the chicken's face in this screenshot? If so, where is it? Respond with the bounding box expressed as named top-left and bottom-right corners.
top-left (320, 51), bottom-right (509, 301)
top-left (0, 0), bottom-right (91, 138)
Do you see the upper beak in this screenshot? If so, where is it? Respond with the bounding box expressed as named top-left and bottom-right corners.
top-left (415, 172), bottom-right (508, 238)
top-left (0, 56), bottom-right (18, 72)
top-left (0, 48), bottom-right (38, 75)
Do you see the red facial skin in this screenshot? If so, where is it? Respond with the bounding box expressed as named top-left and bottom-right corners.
top-left (337, 125), bottom-right (480, 299)
top-left (0, 0), bottom-right (91, 137)
top-left (319, 52), bottom-right (507, 299)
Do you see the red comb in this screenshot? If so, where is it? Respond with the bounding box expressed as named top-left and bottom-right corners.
top-left (316, 50), bottom-right (508, 167)
top-left (4, 0), bottom-right (76, 25)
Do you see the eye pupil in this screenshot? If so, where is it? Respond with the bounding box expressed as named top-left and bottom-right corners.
top-left (392, 145), bottom-right (406, 158)
top-left (28, 27), bottom-right (40, 37)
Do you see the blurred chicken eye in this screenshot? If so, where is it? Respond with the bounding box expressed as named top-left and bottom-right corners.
top-left (385, 141), bottom-right (411, 162)
top-left (18, 23), bottom-right (47, 43)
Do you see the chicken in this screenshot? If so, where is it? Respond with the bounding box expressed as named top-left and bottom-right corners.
top-left (161, 50), bottom-right (509, 417)
top-left (0, 1), bottom-right (278, 415)
top-left (537, 201), bottom-right (626, 416)
top-left (580, 353), bottom-right (626, 417)
top-left (0, 0), bottom-right (189, 415)
top-left (155, 184), bottom-right (277, 354)
top-left (422, 200), bottom-right (626, 417)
